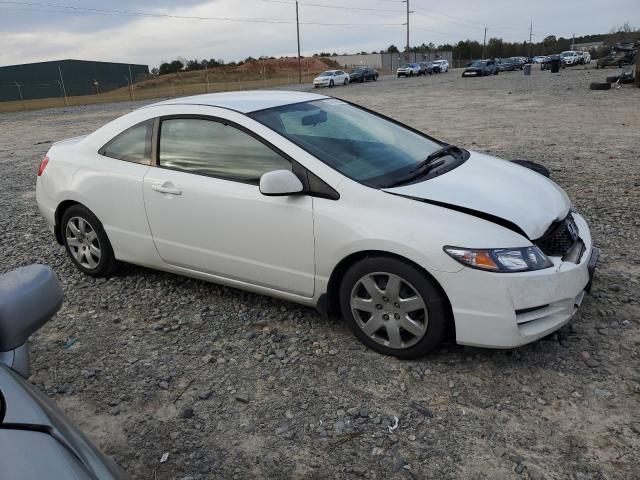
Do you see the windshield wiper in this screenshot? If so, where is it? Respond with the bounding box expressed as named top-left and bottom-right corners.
top-left (383, 145), bottom-right (461, 188)
top-left (408, 144), bottom-right (460, 174)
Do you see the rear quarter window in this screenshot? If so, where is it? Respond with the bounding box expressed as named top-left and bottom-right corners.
top-left (99, 120), bottom-right (153, 165)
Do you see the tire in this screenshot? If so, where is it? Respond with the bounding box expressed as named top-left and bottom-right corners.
top-left (374, 75), bottom-right (378, 81)
top-left (590, 82), bottom-right (611, 90)
top-left (329, 80), bottom-right (334, 88)
top-left (344, 78), bottom-right (349, 85)
top-left (360, 77), bottom-right (365, 83)
top-left (339, 256), bottom-right (448, 359)
top-left (397, 74), bottom-right (401, 78)
top-left (511, 160), bottom-right (550, 177)
top-left (61, 204), bottom-right (118, 277)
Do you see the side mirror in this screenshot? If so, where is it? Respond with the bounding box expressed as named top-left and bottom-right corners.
top-left (259, 170), bottom-right (304, 196)
top-left (0, 265), bottom-right (63, 353)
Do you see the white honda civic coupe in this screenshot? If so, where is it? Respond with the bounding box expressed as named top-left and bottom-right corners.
top-left (36, 91), bottom-right (598, 358)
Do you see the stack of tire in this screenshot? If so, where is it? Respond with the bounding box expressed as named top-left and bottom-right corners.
top-left (590, 73), bottom-right (635, 90)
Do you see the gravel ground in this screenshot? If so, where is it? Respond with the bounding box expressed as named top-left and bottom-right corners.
top-left (1, 66), bottom-right (639, 480)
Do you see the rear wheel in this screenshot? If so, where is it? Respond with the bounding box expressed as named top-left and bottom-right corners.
top-left (61, 204), bottom-right (118, 277)
top-left (339, 257), bottom-right (448, 358)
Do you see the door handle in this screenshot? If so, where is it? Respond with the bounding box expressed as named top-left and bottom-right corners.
top-left (152, 183), bottom-right (182, 195)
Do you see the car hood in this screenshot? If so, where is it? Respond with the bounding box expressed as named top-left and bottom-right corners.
top-left (383, 151), bottom-right (570, 239)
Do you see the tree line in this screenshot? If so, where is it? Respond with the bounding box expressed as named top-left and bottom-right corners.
top-left (152, 24), bottom-right (637, 76)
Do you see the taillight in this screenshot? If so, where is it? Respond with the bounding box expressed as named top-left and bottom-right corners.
top-left (37, 156), bottom-right (49, 176)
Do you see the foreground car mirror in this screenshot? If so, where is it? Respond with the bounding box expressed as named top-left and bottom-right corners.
top-left (0, 265), bottom-right (62, 355)
top-left (259, 170), bottom-right (304, 196)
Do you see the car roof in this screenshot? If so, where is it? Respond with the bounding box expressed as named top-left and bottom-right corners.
top-left (147, 90), bottom-right (328, 114)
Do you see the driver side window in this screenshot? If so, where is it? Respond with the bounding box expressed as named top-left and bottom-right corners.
top-left (158, 118), bottom-right (291, 184)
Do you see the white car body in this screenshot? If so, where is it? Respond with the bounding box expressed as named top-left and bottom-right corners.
top-left (397, 64), bottom-right (421, 76)
top-left (432, 59), bottom-right (449, 72)
top-left (36, 91), bottom-right (596, 352)
top-left (532, 56), bottom-right (547, 64)
top-left (561, 51), bottom-right (581, 66)
top-left (313, 70), bottom-right (349, 87)
top-left (581, 51), bottom-right (591, 64)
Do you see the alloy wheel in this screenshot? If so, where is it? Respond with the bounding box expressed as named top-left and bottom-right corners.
top-left (350, 272), bottom-right (428, 349)
top-left (65, 216), bottom-right (102, 269)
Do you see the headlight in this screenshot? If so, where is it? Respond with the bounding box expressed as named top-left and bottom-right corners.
top-left (443, 246), bottom-right (553, 272)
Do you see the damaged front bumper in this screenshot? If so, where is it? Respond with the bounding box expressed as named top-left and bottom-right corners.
top-left (435, 212), bottom-right (598, 348)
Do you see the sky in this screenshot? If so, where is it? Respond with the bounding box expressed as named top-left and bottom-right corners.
top-left (0, 0), bottom-right (638, 68)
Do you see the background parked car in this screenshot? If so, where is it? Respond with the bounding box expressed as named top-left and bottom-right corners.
top-left (581, 51), bottom-right (591, 64)
top-left (462, 59), bottom-right (498, 77)
top-left (432, 59), bottom-right (449, 72)
top-left (541, 54), bottom-right (566, 70)
top-left (420, 62), bottom-right (442, 74)
top-left (397, 63), bottom-right (421, 77)
top-left (349, 67), bottom-right (378, 83)
top-left (561, 51), bottom-right (581, 66)
top-left (498, 58), bottom-right (518, 72)
top-left (313, 70), bottom-right (350, 88)
top-left (510, 57), bottom-right (526, 69)
top-left (532, 55), bottom-right (547, 64)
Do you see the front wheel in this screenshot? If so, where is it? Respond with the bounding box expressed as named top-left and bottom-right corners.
top-left (339, 257), bottom-right (448, 359)
top-left (329, 80), bottom-right (334, 88)
top-left (344, 78), bottom-right (349, 85)
top-left (374, 75), bottom-right (378, 81)
top-left (61, 204), bottom-right (118, 277)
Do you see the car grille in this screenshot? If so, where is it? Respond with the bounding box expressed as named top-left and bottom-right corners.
top-left (535, 213), bottom-right (579, 257)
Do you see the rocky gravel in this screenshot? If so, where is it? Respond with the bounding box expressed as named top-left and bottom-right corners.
top-left (1, 66), bottom-right (639, 479)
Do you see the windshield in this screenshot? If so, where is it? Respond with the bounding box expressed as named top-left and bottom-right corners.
top-left (561, 52), bottom-right (572, 57)
top-left (250, 99), bottom-right (452, 188)
top-left (319, 71), bottom-right (333, 77)
top-left (352, 69), bottom-right (364, 74)
top-left (470, 61), bottom-right (487, 67)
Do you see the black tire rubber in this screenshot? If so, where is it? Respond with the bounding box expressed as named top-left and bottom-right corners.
top-left (374, 75), bottom-right (378, 81)
top-left (329, 80), bottom-right (334, 88)
top-left (344, 78), bottom-right (348, 85)
top-left (339, 256), bottom-right (448, 359)
top-left (61, 204), bottom-right (118, 277)
top-left (590, 82), bottom-right (611, 90)
top-left (511, 160), bottom-right (550, 177)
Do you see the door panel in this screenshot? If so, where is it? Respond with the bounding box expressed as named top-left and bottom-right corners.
top-left (142, 168), bottom-right (315, 297)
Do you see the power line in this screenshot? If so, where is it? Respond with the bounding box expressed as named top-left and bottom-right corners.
top-left (411, 3), bottom-right (532, 37)
top-left (0, 1), bottom-right (402, 26)
top-left (261, 0), bottom-right (402, 13)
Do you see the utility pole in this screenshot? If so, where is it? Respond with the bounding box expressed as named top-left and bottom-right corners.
top-left (482, 27), bottom-right (487, 59)
top-left (57, 64), bottom-right (68, 107)
top-left (528, 22), bottom-right (533, 58)
top-left (571, 33), bottom-right (575, 50)
top-left (296, 1), bottom-right (302, 84)
top-left (402, 0), bottom-right (413, 53)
